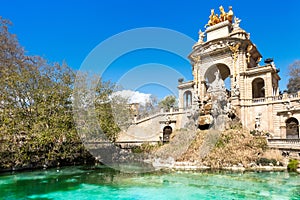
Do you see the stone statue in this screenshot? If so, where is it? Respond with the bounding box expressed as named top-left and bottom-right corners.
top-left (232, 82), bottom-right (240, 96)
top-left (206, 69), bottom-right (228, 130)
top-left (246, 45), bottom-right (253, 63)
top-left (233, 16), bottom-right (241, 29)
top-left (198, 30), bottom-right (205, 43)
top-left (208, 70), bottom-right (225, 92)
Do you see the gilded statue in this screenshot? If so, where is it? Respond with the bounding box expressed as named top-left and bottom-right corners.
top-left (205, 9), bottom-right (215, 27)
top-left (229, 42), bottom-right (240, 63)
top-left (227, 6), bottom-right (234, 23)
top-left (212, 14), bottom-right (220, 24)
top-left (219, 6), bottom-right (227, 22)
top-left (229, 43), bottom-right (240, 54)
top-left (205, 6), bottom-right (234, 27)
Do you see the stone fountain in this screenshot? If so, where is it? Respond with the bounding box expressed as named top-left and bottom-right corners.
top-left (198, 69), bottom-right (228, 131)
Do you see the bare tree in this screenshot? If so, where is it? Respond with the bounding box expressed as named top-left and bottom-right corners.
top-left (287, 60), bottom-right (300, 93)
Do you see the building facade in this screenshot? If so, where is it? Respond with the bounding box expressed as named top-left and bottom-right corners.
top-left (178, 7), bottom-right (300, 139)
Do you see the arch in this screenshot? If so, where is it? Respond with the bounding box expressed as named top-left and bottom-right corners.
top-left (163, 126), bottom-right (172, 143)
top-left (286, 117), bottom-right (299, 139)
top-left (204, 63), bottom-right (231, 84)
top-left (252, 78), bottom-right (265, 98)
top-left (204, 63), bottom-right (231, 93)
top-left (183, 90), bottom-right (192, 109)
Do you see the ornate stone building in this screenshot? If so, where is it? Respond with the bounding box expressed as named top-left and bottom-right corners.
top-left (118, 7), bottom-right (300, 146)
top-left (178, 6), bottom-right (300, 139)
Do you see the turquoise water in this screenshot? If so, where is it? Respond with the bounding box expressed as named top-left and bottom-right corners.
top-left (0, 166), bottom-right (299, 200)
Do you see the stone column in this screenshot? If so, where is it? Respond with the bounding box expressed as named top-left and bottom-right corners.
top-left (200, 80), bottom-right (206, 100)
top-left (280, 125), bottom-right (286, 139)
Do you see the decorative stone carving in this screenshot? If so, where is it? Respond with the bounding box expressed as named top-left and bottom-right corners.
top-left (207, 69), bottom-right (228, 131)
top-left (228, 42), bottom-right (240, 78)
top-left (232, 82), bottom-right (240, 97)
top-left (255, 113), bottom-right (262, 131)
top-left (233, 17), bottom-right (241, 29)
top-left (196, 40), bottom-right (242, 56)
top-left (190, 54), bottom-right (201, 65)
top-left (228, 42), bottom-right (240, 62)
top-left (246, 44), bottom-right (253, 63)
top-left (192, 64), bottom-right (199, 85)
top-left (197, 30), bottom-right (205, 44)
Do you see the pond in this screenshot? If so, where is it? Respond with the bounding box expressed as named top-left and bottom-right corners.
top-left (0, 166), bottom-right (299, 199)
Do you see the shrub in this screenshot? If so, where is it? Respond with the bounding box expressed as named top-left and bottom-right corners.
top-left (250, 130), bottom-right (256, 135)
top-left (287, 159), bottom-right (299, 172)
top-left (257, 157), bottom-right (278, 166)
top-left (131, 142), bottom-right (158, 153)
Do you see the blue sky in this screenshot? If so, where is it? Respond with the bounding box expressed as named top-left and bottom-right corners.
top-left (1, 0), bottom-right (300, 98)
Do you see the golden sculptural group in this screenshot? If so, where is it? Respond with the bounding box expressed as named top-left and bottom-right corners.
top-left (206, 6), bottom-right (233, 27)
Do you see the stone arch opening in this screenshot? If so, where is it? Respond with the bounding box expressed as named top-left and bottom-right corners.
top-left (286, 117), bottom-right (299, 139)
top-left (204, 63), bottom-right (231, 94)
top-left (183, 90), bottom-right (192, 109)
top-left (252, 78), bottom-right (265, 98)
top-left (163, 126), bottom-right (172, 143)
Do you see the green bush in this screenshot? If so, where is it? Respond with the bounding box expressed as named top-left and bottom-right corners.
top-left (287, 159), bottom-right (299, 172)
top-left (250, 130), bottom-right (256, 135)
top-left (131, 143), bottom-right (159, 153)
top-left (257, 158), bottom-right (278, 166)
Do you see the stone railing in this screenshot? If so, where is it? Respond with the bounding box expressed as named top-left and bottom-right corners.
top-left (85, 141), bottom-right (159, 149)
top-left (267, 139), bottom-right (300, 150)
top-left (289, 93), bottom-right (299, 99)
top-left (250, 91), bottom-right (300, 104)
top-left (252, 97), bottom-right (266, 103)
top-left (133, 107), bottom-right (186, 125)
top-left (271, 95), bottom-right (283, 101)
top-left (268, 139), bottom-right (300, 145)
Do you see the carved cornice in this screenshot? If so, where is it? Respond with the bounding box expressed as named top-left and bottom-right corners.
top-left (178, 81), bottom-right (194, 89)
top-left (189, 37), bottom-right (262, 63)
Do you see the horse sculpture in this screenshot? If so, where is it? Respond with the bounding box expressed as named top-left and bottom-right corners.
top-left (205, 6), bottom-right (234, 27)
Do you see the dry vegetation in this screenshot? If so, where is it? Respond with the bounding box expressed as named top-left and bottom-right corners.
top-left (151, 127), bottom-right (284, 169)
top-left (201, 129), bottom-right (268, 168)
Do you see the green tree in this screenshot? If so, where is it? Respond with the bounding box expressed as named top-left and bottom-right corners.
top-left (158, 95), bottom-right (177, 110)
top-left (287, 60), bottom-right (300, 93)
top-left (0, 16), bottom-right (127, 169)
top-left (73, 74), bottom-right (125, 142)
top-left (0, 17), bottom-right (86, 168)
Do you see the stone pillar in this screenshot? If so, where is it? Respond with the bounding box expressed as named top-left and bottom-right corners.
top-left (160, 108), bottom-right (164, 113)
top-left (280, 125), bottom-right (286, 139)
top-left (200, 80), bottom-right (206, 100)
top-left (178, 85), bottom-right (184, 112)
top-left (265, 72), bottom-right (273, 97)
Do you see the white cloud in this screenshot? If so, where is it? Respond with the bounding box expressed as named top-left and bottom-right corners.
top-left (111, 90), bottom-right (151, 105)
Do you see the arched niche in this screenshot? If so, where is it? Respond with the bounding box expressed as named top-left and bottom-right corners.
top-left (286, 117), bottom-right (299, 139)
top-left (183, 90), bottom-right (192, 109)
top-left (252, 78), bottom-right (265, 98)
top-left (204, 63), bottom-right (231, 93)
top-left (163, 126), bottom-right (172, 143)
